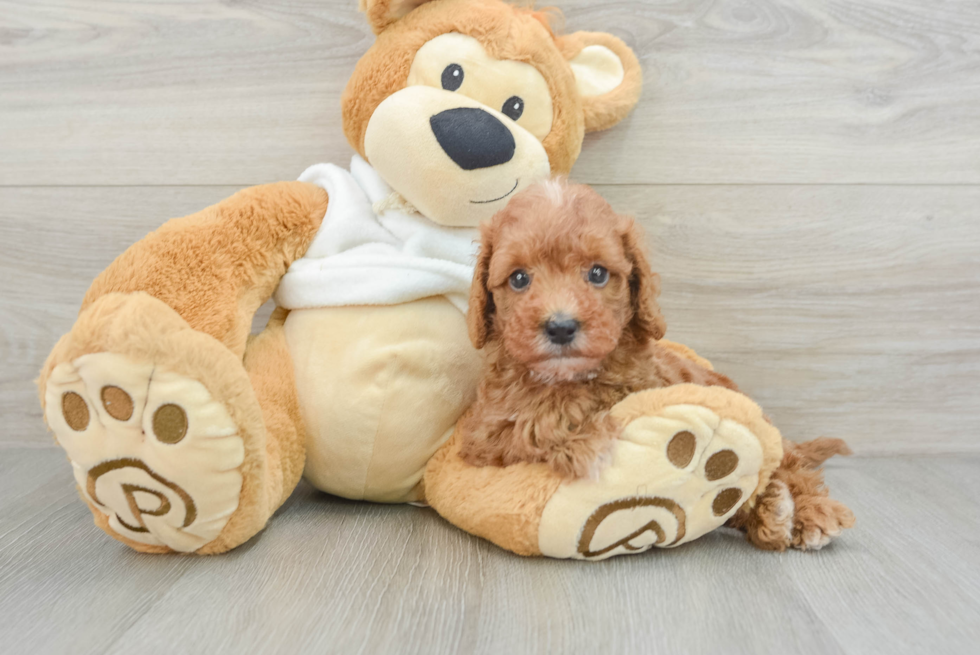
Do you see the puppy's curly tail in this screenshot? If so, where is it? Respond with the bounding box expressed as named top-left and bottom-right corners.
top-left (787, 437), bottom-right (853, 469)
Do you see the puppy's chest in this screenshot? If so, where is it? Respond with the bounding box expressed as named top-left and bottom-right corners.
top-left (524, 380), bottom-right (626, 419)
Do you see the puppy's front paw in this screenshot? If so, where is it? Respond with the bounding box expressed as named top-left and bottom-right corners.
top-left (546, 435), bottom-right (616, 480)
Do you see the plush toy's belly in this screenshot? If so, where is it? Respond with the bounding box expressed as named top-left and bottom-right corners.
top-left (283, 296), bottom-right (481, 503)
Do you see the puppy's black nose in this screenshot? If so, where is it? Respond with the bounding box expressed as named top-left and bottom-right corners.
top-left (430, 107), bottom-right (516, 170)
top-left (544, 317), bottom-right (580, 345)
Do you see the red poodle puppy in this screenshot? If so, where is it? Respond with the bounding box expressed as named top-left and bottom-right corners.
top-left (460, 179), bottom-right (855, 550)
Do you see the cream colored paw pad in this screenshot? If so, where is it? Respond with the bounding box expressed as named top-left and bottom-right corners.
top-left (538, 404), bottom-right (763, 560)
top-left (44, 353), bottom-right (244, 552)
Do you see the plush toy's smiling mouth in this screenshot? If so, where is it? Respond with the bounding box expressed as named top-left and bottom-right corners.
top-left (470, 179), bottom-right (519, 205)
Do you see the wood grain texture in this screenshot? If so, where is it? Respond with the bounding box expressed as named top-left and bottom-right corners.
top-left (0, 448), bottom-right (977, 655)
top-left (591, 183), bottom-right (980, 455)
top-left (2, 2), bottom-right (978, 652)
top-left (1, 0), bottom-right (978, 186)
top-left (4, 185), bottom-right (977, 452)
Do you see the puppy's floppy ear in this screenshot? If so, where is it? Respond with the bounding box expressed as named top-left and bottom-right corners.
top-left (359, 0), bottom-right (435, 35)
top-left (621, 218), bottom-right (666, 342)
top-left (468, 221), bottom-right (497, 349)
top-left (558, 31), bottom-right (643, 133)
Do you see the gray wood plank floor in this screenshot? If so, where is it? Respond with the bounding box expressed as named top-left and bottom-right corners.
top-left (1, 449), bottom-right (977, 655)
top-left (2, 1), bottom-right (979, 653)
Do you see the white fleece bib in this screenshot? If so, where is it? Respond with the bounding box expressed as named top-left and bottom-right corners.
top-left (274, 156), bottom-right (479, 313)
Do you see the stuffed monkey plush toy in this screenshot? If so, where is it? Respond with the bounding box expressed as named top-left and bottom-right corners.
top-left (39, 0), bottom-right (791, 559)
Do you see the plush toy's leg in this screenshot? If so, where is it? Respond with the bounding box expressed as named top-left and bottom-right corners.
top-left (78, 182), bottom-right (328, 359)
top-left (425, 384), bottom-right (784, 560)
top-left (727, 437), bottom-right (855, 551)
top-left (426, 338), bottom-right (853, 559)
top-left (38, 182), bottom-right (327, 553)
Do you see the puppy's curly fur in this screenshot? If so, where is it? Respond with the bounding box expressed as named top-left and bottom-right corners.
top-left (461, 179), bottom-right (854, 550)
top-left (461, 180), bottom-right (737, 478)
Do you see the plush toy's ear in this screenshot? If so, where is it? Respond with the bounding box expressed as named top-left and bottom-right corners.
top-left (467, 222), bottom-right (497, 350)
top-left (621, 218), bottom-right (666, 342)
top-left (559, 31), bottom-right (643, 133)
top-left (360, 0), bottom-right (435, 34)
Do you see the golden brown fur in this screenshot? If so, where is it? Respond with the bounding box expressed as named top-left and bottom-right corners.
top-left (39, 0), bottom-right (647, 555)
top-left (461, 179), bottom-right (854, 549)
top-left (80, 181), bottom-right (329, 359)
top-left (343, 0), bottom-right (642, 175)
top-left (461, 180), bottom-right (737, 478)
top-left (728, 437), bottom-right (855, 550)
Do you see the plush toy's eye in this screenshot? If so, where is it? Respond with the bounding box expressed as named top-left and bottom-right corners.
top-left (509, 269), bottom-right (531, 291)
top-left (441, 64), bottom-right (464, 91)
top-left (587, 265), bottom-right (609, 287)
top-left (501, 96), bottom-right (524, 121)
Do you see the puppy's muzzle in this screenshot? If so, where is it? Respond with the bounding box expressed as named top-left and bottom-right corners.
top-left (430, 107), bottom-right (516, 170)
top-left (544, 316), bottom-right (580, 346)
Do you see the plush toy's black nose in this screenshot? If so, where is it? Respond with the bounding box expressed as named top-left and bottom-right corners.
top-left (544, 317), bottom-right (580, 346)
top-left (430, 107), bottom-right (516, 170)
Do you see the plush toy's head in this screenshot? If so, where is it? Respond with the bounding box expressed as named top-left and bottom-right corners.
top-left (342, 0), bottom-right (642, 227)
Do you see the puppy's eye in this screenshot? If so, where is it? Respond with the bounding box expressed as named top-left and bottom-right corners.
top-left (587, 265), bottom-right (609, 287)
top-left (501, 96), bottom-right (524, 121)
top-left (441, 64), bottom-right (464, 91)
top-left (509, 269), bottom-right (531, 291)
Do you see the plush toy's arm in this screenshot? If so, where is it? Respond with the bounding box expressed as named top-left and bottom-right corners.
top-left (81, 181), bottom-right (328, 358)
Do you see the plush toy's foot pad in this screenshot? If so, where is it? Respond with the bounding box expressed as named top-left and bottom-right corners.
top-left (45, 352), bottom-right (244, 552)
top-left (538, 388), bottom-right (776, 560)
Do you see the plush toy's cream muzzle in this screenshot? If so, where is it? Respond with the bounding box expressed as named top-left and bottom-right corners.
top-left (364, 85), bottom-right (551, 227)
